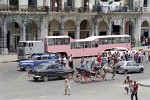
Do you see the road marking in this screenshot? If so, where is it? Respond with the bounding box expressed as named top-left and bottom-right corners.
top-left (15, 73), bottom-right (26, 82)
top-left (0, 69), bottom-right (8, 75)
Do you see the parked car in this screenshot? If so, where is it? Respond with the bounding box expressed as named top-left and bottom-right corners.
top-left (29, 63), bottom-right (74, 82)
top-left (104, 47), bottom-right (128, 55)
top-left (115, 61), bottom-right (144, 74)
top-left (17, 54), bottom-right (58, 71)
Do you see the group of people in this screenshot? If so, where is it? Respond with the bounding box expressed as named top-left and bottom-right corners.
top-left (123, 76), bottom-right (138, 100)
top-left (57, 54), bottom-right (74, 69)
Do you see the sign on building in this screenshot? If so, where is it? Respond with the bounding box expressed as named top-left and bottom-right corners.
top-left (114, 19), bottom-right (121, 26)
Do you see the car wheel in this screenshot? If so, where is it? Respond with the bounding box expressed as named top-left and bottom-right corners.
top-left (33, 77), bottom-right (38, 81)
top-left (123, 69), bottom-right (128, 75)
top-left (26, 66), bottom-right (31, 71)
top-left (139, 68), bottom-right (144, 73)
top-left (43, 76), bottom-right (49, 82)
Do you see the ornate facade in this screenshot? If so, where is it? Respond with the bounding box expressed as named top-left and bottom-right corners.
top-left (0, 0), bottom-right (149, 54)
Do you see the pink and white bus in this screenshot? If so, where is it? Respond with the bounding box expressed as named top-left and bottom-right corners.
top-left (44, 35), bottom-right (131, 57)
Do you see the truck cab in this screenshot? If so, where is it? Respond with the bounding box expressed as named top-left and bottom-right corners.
top-left (17, 54), bottom-right (58, 71)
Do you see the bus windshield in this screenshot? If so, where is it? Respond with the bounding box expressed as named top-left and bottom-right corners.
top-left (18, 42), bottom-right (28, 47)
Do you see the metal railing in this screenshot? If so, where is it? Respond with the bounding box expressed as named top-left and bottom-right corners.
top-left (0, 5), bottom-right (145, 13)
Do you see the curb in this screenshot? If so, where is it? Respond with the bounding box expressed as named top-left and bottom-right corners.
top-left (0, 60), bottom-right (17, 63)
top-left (137, 83), bottom-right (150, 87)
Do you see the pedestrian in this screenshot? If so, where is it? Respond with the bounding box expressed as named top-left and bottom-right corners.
top-left (131, 81), bottom-right (138, 100)
top-left (81, 57), bottom-right (84, 69)
top-left (68, 54), bottom-right (74, 69)
top-left (63, 55), bottom-right (67, 67)
top-left (85, 57), bottom-right (89, 70)
top-left (147, 47), bottom-right (150, 62)
top-left (129, 80), bottom-right (134, 93)
top-left (97, 53), bottom-right (102, 66)
top-left (65, 75), bottom-right (71, 95)
top-left (123, 76), bottom-right (130, 94)
top-left (91, 55), bottom-right (96, 69)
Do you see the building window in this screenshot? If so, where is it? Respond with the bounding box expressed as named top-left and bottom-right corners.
top-left (144, 0), bottom-right (148, 7)
top-left (68, 0), bottom-right (72, 6)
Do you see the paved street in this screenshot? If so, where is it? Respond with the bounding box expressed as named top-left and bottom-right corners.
top-left (0, 59), bottom-right (150, 100)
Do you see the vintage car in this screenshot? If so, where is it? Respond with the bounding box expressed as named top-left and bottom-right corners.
top-left (115, 61), bottom-right (144, 74)
top-left (29, 63), bottom-right (74, 82)
top-left (17, 54), bottom-right (58, 71)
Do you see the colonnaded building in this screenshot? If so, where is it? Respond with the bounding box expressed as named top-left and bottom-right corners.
top-left (0, 0), bottom-right (149, 54)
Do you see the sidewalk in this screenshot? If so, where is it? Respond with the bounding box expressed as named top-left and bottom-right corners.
top-left (138, 79), bottom-right (150, 87)
top-left (0, 54), bottom-right (17, 63)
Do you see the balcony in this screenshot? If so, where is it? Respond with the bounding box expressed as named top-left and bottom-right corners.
top-left (0, 4), bottom-right (145, 14)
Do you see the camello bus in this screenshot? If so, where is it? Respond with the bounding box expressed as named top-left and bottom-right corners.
top-left (44, 35), bottom-right (131, 57)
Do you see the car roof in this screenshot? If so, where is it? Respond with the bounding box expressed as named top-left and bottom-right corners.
top-left (119, 61), bottom-right (134, 63)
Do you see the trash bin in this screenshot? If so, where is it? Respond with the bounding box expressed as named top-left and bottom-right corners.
top-left (138, 41), bottom-right (141, 47)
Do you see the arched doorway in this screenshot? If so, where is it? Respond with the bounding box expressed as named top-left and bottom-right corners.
top-left (48, 20), bottom-right (60, 36)
top-left (80, 20), bottom-right (90, 39)
top-left (64, 20), bottom-right (75, 39)
top-left (98, 20), bottom-right (108, 36)
top-left (7, 22), bottom-right (21, 52)
top-left (141, 20), bottom-right (149, 38)
top-left (125, 20), bottom-right (134, 39)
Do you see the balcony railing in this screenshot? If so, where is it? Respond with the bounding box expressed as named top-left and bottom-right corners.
top-left (0, 5), bottom-right (144, 13)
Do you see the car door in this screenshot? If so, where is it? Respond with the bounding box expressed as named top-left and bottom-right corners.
top-left (55, 64), bottom-right (64, 77)
top-left (126, 62), bottom-right (134, 72)
top-left (132, 62), bottom-right (140, 72)
top-left (34, 57), bottom-right (42, 67)
top-left (47, 65), bottom-right (56, 77)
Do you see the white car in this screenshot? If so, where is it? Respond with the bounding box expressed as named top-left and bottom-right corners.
top-left (104, 47), bottom-right (128, 56)
top-left (115, 61), bottom-right (144, 74)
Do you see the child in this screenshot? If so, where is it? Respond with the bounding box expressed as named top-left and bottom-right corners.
top-left (65, 75), bottom-right (71, 95)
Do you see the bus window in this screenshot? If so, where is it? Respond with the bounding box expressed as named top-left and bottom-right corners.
top-left (29, 43), bottom-right (33, 47)
top-left (102, 38), bottom-right (108, 44)
top-left (18, 42), bottom-right (28, 47)
top-left (85, 41), bottom-right (91, 48)
top-left (99, 39), bottom-right (102, 44)
top-left (48, 38), bottom-right (54, 46)
top-left (78, 42), bottom-right (84, 49)
top-left (71, 42), bottom-right (77, 49)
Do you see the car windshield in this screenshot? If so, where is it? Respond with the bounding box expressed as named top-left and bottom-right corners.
top-left (36, 64), bottom-right (46, 69)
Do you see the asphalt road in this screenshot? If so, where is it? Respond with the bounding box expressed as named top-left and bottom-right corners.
top-left (0, 59), bottom-right (150, 100)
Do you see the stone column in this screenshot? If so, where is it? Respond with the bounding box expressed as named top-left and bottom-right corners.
top-left (95, 22), bottom-right (98, 36)
top-left (1, 18), bottom-right (8, 54)
top-left (134, 18), bottom-right (141, 46)
top-left (108, 20), bottom-right (112, 35)
top-left (75, 21), bottom-right (80, 39)
top-left (60, 16), bottom-right (65, 35)
top-left (120, 19), bottom-right (125, 35)
top-left (22, 20), bottom-right (26, 41)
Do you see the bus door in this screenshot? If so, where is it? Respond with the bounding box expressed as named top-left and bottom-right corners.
top-left (29, 43), bottom-right (34, 54)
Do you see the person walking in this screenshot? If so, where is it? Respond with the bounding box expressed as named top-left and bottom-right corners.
top-left (68, 54), bottom-right (74, 69)
top-left (65, 75), bottom-right (71, 95)
top-left (131, 81), bottom-right (138, 100)
top-left (123, 76), bottom-right (130, 94)
top-left (81, 57), bottom-right (85, 69)
top-left (62, 55), bottom-right (67, 67)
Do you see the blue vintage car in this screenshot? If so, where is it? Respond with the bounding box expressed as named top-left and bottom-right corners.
top-left (17, 54), bottom-right (58, 71)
